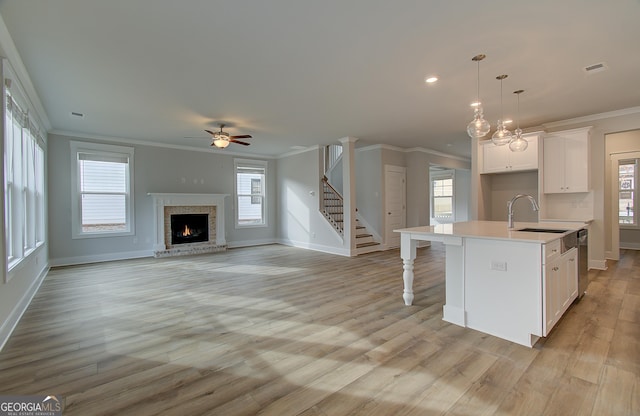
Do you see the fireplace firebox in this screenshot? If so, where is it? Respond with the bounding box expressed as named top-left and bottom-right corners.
top-left (170, 214), bottom-right (209, 245)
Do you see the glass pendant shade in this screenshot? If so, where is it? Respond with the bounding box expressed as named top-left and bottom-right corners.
top-left (509, 128), bottom-right (528, 151)
top-left (467, 54), bottom-right (490, 139)
top-left (509, 89), bottom-right (528, 152)
top-left (491, 74), bottom-right (512, 146)
top-left (492, 120), bottom-right (513, 145)
top-left (467, 106), bottom-right (491, 138)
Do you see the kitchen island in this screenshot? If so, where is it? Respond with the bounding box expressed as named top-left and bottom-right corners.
top-left (395, 220), bottom-right (586, 347)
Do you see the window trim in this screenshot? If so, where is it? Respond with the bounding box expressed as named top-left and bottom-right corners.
top-left (70, 141), bottom-right (135, 239)
top-left (4, 63), bottom-right (47, 275)
top-left (619, 158), bottom-right (638, 230)
top-left (234, 158), bottom-right (267, 229)
top-left (430, 169), bottom-right (455, 224)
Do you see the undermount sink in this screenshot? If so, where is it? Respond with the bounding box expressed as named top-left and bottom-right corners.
top-left (516, 228), bottom-right (569, 234)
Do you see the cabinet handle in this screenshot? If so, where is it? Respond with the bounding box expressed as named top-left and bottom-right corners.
top-left (569, 258), bottom-right (575, 262)
top-left (552, 266), bottom-right (559, 271)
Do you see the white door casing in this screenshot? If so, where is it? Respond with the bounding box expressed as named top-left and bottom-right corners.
top-left (385, 165), bottom-right (406, 248)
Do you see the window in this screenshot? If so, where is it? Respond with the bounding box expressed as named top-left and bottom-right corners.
top-left (235, 159), bottom-right (267, 227)
top-left (619, 159), bottom-right (638, 227)
top-left (4, 82), bottom-right (46, 271)
top-left (430, 169), bottom-right (454, 224)
top-left (70, 141), bottom-right (134, 238)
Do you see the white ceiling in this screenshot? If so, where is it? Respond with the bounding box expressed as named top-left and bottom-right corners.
top-left (1, 0), bottom-right (639, 158)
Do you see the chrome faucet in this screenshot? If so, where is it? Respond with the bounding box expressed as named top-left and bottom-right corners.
top-left (507, 194), bottom-right (540, 229)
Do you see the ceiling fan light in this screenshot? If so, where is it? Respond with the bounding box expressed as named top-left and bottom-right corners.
top-left (213, 138), bottom-right (230, 148)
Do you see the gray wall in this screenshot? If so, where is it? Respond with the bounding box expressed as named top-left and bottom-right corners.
top-left (277, 147), bottom-right (344, 254)
top-left (356, 147), bottom-right (383, 235)
top-left (48, 133), bottom-right (278, 265)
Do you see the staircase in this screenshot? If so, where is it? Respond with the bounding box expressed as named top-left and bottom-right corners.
top-left (321, 175), bottom-right (381, 254)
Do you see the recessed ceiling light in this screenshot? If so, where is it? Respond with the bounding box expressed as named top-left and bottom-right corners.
top-left (470, 102), bottom-right (481, 107)
top-left (425, 76), bottom-right (438, 84)
top-left (504, 119), bottom-right (513, 124)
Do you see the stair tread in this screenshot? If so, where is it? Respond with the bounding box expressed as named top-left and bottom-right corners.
top-left (356, 241), bottom-right (380, 248)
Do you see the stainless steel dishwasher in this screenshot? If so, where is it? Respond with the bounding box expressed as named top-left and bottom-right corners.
top-left (577, 228), bottom-right (589, 298)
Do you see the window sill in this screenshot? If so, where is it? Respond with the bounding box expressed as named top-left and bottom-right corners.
top-left (72, 230), bottom-right (135, 239)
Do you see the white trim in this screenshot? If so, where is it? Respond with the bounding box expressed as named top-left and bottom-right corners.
top-left (234, 158), bottom-right (268, 229)
top-left (52, 129), bottom-right (280, 159)
top-left (589, 259), bottom-right (607, 270)
top-left (49, 249), bottom-right (153, 268)
top-left (543, 106), bottom-right (640, 129)
top-left (0, 16), bottom-right (51, 130)
top-left (70, 141), bottom-right (135, 239)
top-left (278, 145), bottom-right (321, 159)
top-left (0, 265), bottom-right (49, 352)
top-left (277, 238), bottom-right (352, 257)
top-left (609, 151), bottom-right (640, 262)
top-left (356, 143), bottom-right (471, 162)
top-left (227, 238), bottom-right (278, 248)
top-left (147, 193), bottom-right (229, 252)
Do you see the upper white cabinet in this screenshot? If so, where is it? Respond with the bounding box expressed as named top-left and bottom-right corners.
top-left (481, 133), bottom-right (539, 174)
top-left (543, 127), bottom-right (592, 193)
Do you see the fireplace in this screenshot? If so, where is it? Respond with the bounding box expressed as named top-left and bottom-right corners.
top-left (148, 193), bottom-right (228, 258)
top-left (171, 213), bottom-right (209, 245)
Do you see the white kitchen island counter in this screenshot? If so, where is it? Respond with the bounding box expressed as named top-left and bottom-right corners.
top-left (395, 220), bottom-right (586, 347)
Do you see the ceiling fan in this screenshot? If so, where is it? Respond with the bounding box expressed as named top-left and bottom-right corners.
top-left (205, 124), bottom-right (252, 148)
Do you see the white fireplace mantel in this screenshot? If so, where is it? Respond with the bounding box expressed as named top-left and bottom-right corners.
top-left (148, 193), bottom-right (229, 254)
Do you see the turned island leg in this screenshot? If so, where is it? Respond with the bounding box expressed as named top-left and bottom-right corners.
top-left (400, 233), bottom-right (418, 306)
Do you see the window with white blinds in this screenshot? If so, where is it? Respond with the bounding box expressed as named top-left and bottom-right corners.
top-left (4, 90), bottom-right (46, 270)
top-left (70, 141), bottom-right (134, 238)
top-left (234, 159), bottom-right (267, 227)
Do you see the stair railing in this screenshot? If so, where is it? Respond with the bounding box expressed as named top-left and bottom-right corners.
top-left (321, 175), bottom-right (344, 235)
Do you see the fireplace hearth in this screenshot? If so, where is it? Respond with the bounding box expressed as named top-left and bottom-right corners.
top-left (148, 193), bottom-right (229, 258)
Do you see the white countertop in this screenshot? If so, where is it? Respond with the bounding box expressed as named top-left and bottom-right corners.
top-left (395, 220), bottom-right (587, 244)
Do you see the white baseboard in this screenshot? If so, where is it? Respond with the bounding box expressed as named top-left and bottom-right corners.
top-left (589, 259), bottom-right (607, 270)
top-left (278, 238), bottom-right (351, 257)
top-left (0, 265), bottom-right (49, 352)
top-left (227, 238), bottom-right (278, 249)
top-left (620, 242), bottom-right (640, 250)
top-left (442, 305), bottom-right (466, 327)
top-left (49, 249), bottom-right (153, 267)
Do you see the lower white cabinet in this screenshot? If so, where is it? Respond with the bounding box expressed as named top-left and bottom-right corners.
top-left (543, 246), bottom-right (578, 335)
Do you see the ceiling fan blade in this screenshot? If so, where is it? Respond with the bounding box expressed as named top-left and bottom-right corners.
top-left (204, 129), bottom-right (216, 136)
top-left (230, 139), bottom-right (251, 146)
top-left (230, 135), bottom-right (252, 139)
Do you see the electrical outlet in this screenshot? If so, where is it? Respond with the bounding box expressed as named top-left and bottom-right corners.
top-left (490, 260), bottom-right (507, 271)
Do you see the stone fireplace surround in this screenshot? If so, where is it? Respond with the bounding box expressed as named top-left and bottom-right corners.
top-left (148, 193), bottom-right (228, 258)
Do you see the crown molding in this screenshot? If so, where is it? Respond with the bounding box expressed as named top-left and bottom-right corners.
top-left (49, 129), bottom-right (278, 159)
top-left (542, 106), bottom-right (640, 129)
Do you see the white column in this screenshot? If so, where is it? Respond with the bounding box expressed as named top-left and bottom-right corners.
top-left (339, 137), bottom-right (358, 255)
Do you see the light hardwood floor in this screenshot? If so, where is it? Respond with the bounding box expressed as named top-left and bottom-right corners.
top-left (0, 244), bottom-right (638, 415)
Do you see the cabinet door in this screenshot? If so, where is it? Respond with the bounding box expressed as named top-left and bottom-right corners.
top-left (562, 248), bottom-right (579, 310)
top-left (509, 134), bottom-right (538, 171)
top-left (543, 137), bottom-right (566, 193)
top-left (482, 144), bottom-right (509, 173)
top-left (543, 258), bottom-right (562, 336)
top-left (563, 134), bottom-right (590, 192)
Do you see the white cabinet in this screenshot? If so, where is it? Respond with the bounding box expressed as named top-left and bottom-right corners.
top-left (481, 133), bottom-right (539, 174)
top-left (543, 244), bottom-right (578, 336)
top-left (543, 127), bottom-right (591, 193)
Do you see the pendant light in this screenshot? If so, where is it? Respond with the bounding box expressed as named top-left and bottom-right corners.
top-left (509, 89), bottom-right (528, 152)
top-left (491, 74), bottom-right (512, 146)
top-left (466, 54), bottom-right (490, 139)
